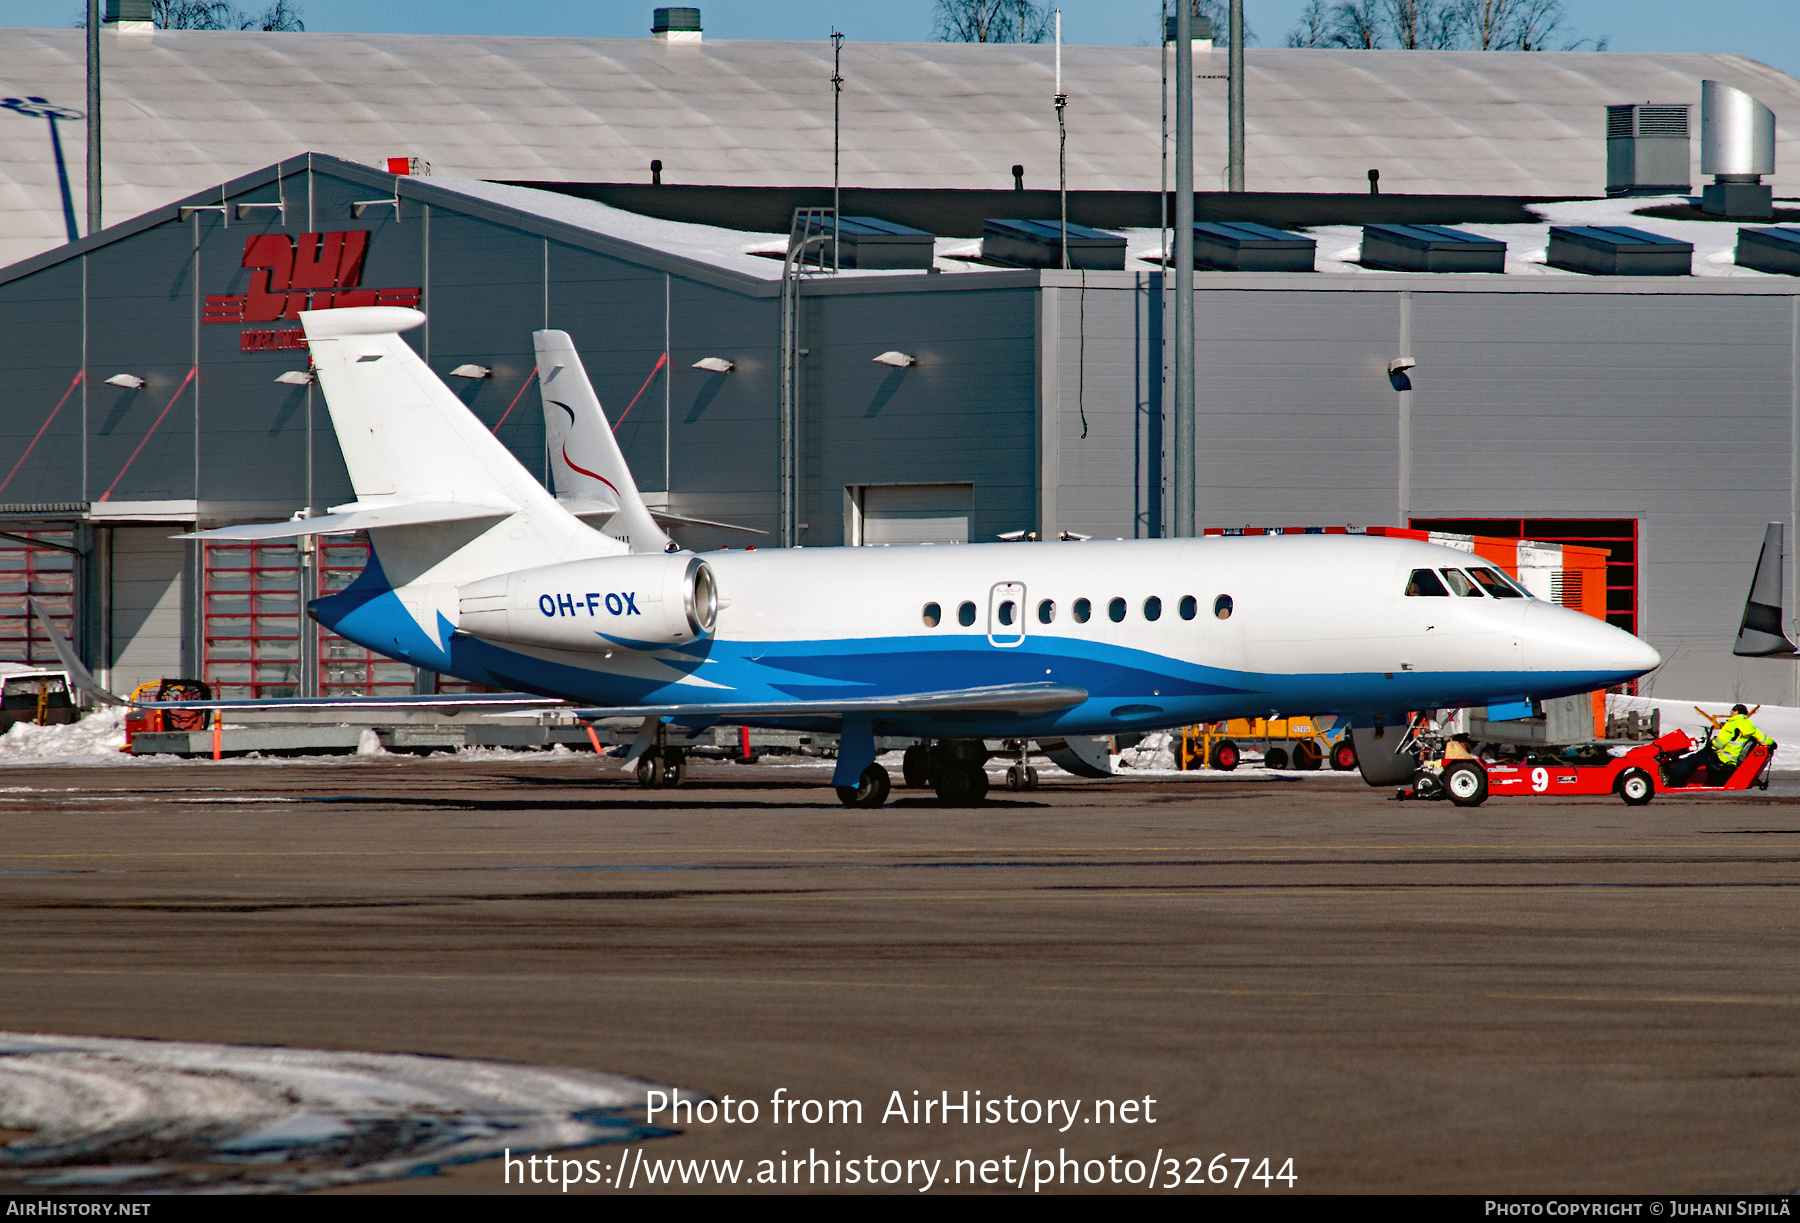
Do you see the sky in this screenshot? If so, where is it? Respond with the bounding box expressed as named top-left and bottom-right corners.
top-left (4, 2), bottom-right (1797, 79)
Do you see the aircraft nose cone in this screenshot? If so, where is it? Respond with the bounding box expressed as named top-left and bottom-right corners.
top-left (1523, 602), bottom-right (1660, 680)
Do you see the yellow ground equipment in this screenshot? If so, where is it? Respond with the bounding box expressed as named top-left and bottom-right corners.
top-left (1178, 716), bottom-right (1356, 772)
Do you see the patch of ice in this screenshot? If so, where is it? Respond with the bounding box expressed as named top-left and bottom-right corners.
top-left (0, 1032), bottom-right (694, 1194)
top-left (355, 728), bottom-right (385, 756)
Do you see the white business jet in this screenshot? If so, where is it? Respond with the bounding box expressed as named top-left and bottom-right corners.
top-left (67, 306), bottom-right (1658, 808)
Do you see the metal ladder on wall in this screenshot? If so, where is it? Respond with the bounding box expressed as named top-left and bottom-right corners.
top-left (778, 207), bottom-right (837, 548)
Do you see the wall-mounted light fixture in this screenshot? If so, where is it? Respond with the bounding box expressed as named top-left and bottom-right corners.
top-left (1387, 356), bottom-right (1415, 391)
top-left (104, 374), bottom-right (145, 389)
top-left (692, 357), bottom-right (734, 373)
top-left (872, 351), bottom-right (915, 368)
top-left (448, 364), bottom-right (491, 379)
top-left (274, 371), bottom-right (314, 386)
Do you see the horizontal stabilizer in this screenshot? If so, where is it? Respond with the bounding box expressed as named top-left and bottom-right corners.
top-left (575, 682), bottom-right (1087, 723)
top-left (556, 495), bottom-right (620, 519)
top-left (650, 510), bottom-right (769, 536)
top-left (557, 493), bottom-right (768, 537)
top-left (1735, 522), bottom-right (1800, 658)
top-left (177, 502), bottom-right (512, 542)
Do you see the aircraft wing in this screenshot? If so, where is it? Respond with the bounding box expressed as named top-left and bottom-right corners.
top-left (28, 597), bottom-right (561, 712)
top-left (574, 682), bottom-right (1088, 722)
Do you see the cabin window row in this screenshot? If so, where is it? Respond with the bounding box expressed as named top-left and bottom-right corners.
top-left (920, 594), bottom-right (1234, 628)
top-left (1404, 566), bottom-right (1527, 598)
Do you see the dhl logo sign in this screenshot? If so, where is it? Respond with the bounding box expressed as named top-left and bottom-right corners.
top-left (204, 231), bottom-right (419, 326)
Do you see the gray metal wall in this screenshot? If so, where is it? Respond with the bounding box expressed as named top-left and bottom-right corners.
top-left (7, 152), bottom-right (1800, 708)
top-left (1040, 271), bottom-right (1800, 705)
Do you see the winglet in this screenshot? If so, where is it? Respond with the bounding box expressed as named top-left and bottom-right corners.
top-left (1735, 522), bottom-right (1800, 658)
top-left (28, 598), bottom-right (127, 706)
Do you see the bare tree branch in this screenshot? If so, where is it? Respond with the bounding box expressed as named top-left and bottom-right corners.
top-left (933, 0), bottom-right (1052, 44)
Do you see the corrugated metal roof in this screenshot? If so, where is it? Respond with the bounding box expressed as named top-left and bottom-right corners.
top-left (1, 30), bottom-right (1798, 269)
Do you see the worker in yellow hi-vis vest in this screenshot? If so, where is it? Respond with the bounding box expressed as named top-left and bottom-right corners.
top-left (1664, 704), bottom-right (1774, 787)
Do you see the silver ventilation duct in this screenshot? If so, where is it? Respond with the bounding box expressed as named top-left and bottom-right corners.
top-left (1700, 80), bottom-right (1776, 219)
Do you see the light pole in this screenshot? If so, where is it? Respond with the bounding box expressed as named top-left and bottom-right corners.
top-left (1173, 1), bottom-right (1194, 537)
top-left (86, 0), bottom-right (100, 237)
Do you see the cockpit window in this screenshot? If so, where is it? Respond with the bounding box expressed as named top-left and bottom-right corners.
top-left (1405, 568), bottom-right (1450, 597)
top-left (1467, 566), bottom-right (1527, 599)
top-left (1440, 568), bottom-right (1483, 597)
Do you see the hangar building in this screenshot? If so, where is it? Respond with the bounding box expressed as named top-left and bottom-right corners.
top-left (1, 22), bottom-right (1799, 707)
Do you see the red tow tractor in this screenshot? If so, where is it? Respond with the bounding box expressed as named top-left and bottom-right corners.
top-left (1416, 728), bottom-right (1776, 808)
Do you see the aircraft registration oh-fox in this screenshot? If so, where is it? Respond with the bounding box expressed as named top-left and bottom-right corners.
top-left (56, 306), bottom-right (1660, 807)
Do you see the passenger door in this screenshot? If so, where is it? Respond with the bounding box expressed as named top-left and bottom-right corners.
top-left (988, 582), bottom-right (1026, 647)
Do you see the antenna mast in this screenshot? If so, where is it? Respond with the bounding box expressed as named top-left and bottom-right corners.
top-left (1055, 10), bottom-right (1067, 270)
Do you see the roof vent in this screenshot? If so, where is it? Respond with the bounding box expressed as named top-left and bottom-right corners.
top-left (1701, 80), bottom-right (1776, 219)
top-left (102, 0), bottom-right (154, 31)
top-left (1546, 226), bottom-right (1692, 276)
top-left (982, 219), bottom-right (1125, 270)
top-left (653, 7), bottom-right (702, 42)
top-left (1605, 104), bottom-right (1690, 197)
top-left (1360, 225), bottom-right (1506, 274)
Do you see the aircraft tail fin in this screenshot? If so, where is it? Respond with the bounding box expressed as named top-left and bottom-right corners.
top-left (1735, 522), bottom-right (1800, 658)
top-left (533, 330), bottom-right (672, 555)
top-left (236, 307), bottom-right (623, 589)
top-left (305, 308), bottom-right (548, 513)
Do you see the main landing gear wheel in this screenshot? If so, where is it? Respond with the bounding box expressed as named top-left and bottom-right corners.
top-left (1292, 741), bottom-right (1323, 771)
top-left (1331, 740), bottom-right (1358, 771)
top-left (934, 762), bottom-right (990, 806)
top-left (901, 745), bottom-right (932, 789)
top-left (1616, 767), bottom-right (1655, 806)
top-left (837, 763), bottom-right (892, 809)
top-left (1444, 761), bottom-right (1489, 808)
top-left (1210, 740), bottom-right (1240, 772)
top-left (1005, 764), bottom-right (1040, 791)
top-left (635, 748), bottom-right (686, 788)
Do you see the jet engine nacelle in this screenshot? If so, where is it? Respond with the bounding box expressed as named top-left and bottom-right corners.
top-left (456, 554), bottom-right (717, 652)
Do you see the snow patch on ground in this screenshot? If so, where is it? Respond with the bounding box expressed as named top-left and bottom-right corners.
top-left (0, 709), bottom-right (129, 764)
top-left (0, 1032), bottom-right (693, 1194)
top-left (1608, 694), bottom-right (1800, 769)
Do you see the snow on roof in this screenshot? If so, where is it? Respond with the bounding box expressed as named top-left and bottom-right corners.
top-left (3, 29), bottom-right (1799, 268)
top-left (449, 179), bottom-right (1800, 283)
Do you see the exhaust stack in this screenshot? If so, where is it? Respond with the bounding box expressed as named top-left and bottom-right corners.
top-left (1701, 80), bottom-right (1776, 219)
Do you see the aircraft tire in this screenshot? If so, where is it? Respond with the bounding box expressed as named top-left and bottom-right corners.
top-left (837, 764), bottom-right (892, 809)
top-left (661, 750), bottom-right (687, 789)
top-left (1293, 741), bottom-right (1323, 771)
top-left (1024, 766), bottom-right (1040, 790)
top-left (1210, 740), bottom-right (1240, 771)
top-left (1444, 761), bottom-right (1489, 808)
top-left (1264, 746), bottom-right (1290, 771)
top-left (901, 745), bottom-right (931, 788)
top-left (1005, 765), bottom-right (1026, 791)
top-left (635, 753), bottom-right (664, 789)
top-left (1616, 767), bottom-right (1655, 806)
top-left (1331, 741), bottom-right (1358, 771)
top-left (934, 762), bottom-right (988, 806)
